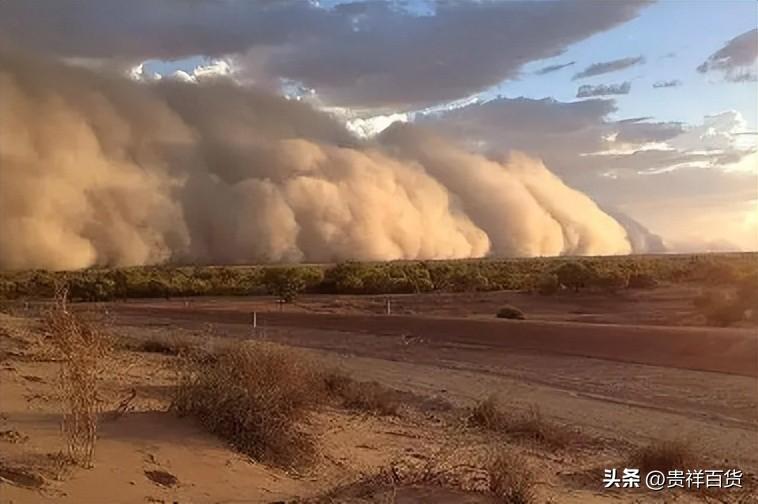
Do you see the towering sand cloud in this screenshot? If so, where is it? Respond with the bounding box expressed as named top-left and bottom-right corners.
top-left (0, 51), bottom-right (632, 270)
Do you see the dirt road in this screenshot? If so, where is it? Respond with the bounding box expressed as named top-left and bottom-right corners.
top-left (112, 300), bottom-right (758, 376)
top-left (108, 298), bottom-right (758, 471)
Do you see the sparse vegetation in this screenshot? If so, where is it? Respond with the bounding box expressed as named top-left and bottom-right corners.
top-left (470, 396), bottom-right (575, 450)
top-left (45, 286), bottom-right (112, 467)
top-left (470, 395), bottom-right (504, 431)
top-left (487, 449), bottom-right (537, 504)
top-left (172, 340), bottom-right (409, 467)
top-left (173, 341), bottom-right (324, 468)
top-left (496, 305), bottom-right (525, 320)
top-left (324, 373), bottom-right (401, 416)
top-left (629, 440), bottom-right (695, 473)
top-left (119, 332), bottom-right (201, 356)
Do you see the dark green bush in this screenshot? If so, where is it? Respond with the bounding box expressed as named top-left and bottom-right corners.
top-left (553, 262), bottom-right (594, 292)
top-left (263, 267), bottom-right (308, 303)
top-left (323, 262), bottom-right (367, 293)
top-left (591, 270), bottom-right (629, 292)
top-left (67, 276), bottom-right (116, 302)
top-left (324, 262), bottom-right (434, 294)
top-left (533, 273), bottom-right (559, 295)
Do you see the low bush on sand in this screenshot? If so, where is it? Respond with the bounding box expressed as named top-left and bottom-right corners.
top-left (470, 396), bottom-right (575, 450)
top-left (693, 280), bottom-right (756, 326)
top-left (117, 332), bottom-right (202, 356)
top-left (324, 373), bottom-right (400, 416)
top-left (173, 341), bottom-right (324, 468)
top-left (630, 440), bottom-right (695, 473)
top-left (533, 272), bottom-right (559, 295)
top-left (487, 448), bottom-right (537, 504)
top-left (496, 305), bottom-right (525, 320)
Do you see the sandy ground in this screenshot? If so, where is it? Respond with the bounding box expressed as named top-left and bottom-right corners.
top-left (2, 287), bottom-right (757, 503)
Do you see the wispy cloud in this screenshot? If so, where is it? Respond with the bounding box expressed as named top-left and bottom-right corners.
top-left (697, 28), bottom-right (758, 82)
top-left (535, 61), bottom-right (575, 75)
top-left (573, 56), bottom-right (645, 79)
top-left (577, 82), bottom-right (631, 97)
top-left (652, 79), bottom-right (682, 88)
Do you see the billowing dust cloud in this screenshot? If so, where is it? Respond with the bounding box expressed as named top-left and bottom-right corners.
top-left (0, 51), bottom-right (633, 270)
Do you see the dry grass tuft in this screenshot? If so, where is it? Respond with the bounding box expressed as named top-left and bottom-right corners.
top-left (45, 286), bottom-right (111, 468)
top-left (470, 396), bottom-right (574, 450)
top-left (119, 332), bottom-right (199, 356)
top-left (469, 396), bottom-right (503, 431)
top-left (173, 340), bottom-right (324, 469)
top-left (487, 448), bottom-right (537, 504)
top-left (630, 440), bottom-right (695, 473)
top-left (324, 372), bottom-right (400, 416)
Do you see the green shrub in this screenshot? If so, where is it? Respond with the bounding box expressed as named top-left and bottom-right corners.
top-left (323, 262), bottom-right (367, 293)
top-left (591, 270), bottom-right (629, 292)
top-left (67, 276), bottom-right (116, 302)
top-left (263, 267), bottom-right (308, 303)
top-left (553, 262), bottom-right (594, 292)
top-left (533, 272), bottom-right (559, 295)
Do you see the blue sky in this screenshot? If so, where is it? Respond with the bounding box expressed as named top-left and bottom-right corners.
top-left (501, 0), bottom-right (757, 127)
